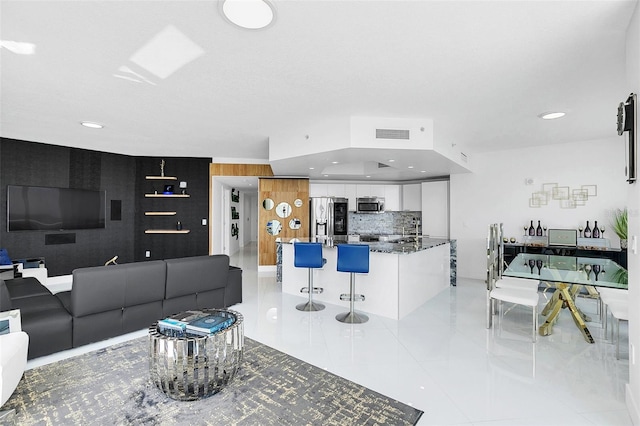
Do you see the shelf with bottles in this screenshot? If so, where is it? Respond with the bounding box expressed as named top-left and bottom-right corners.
top-left (524, 220), bottom-right (547, 237)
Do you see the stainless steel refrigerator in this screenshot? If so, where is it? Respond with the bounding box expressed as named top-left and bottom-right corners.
top-left (309, 197), bottom-right (348, 243)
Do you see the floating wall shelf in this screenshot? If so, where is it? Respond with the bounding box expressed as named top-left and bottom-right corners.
top-left (145, 211), bottom-right (177, 216)
top-left (145, 229), bottom-right (190, 234)
top-left (146, 176), bottom-right (177, 180)
top-left (144, 194), bottom-right (190, 198)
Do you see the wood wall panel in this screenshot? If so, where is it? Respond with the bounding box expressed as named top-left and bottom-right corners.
top-left (259, 178), bottom-right (309, 266)
top-left (209, 163), bottom-right (274, 254)
top-left (210, 163), bottom-right (274, 177)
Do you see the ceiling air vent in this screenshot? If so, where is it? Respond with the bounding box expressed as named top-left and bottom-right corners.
top-left (377, 162), bottom-right (390, 168)
top-left (375, 128), bottom-right (410, 140)
top-left (460, 152), bottom-right (468, 163)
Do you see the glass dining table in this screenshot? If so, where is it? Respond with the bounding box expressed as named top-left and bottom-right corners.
top-left (503, 253), bottom-right (628, 343)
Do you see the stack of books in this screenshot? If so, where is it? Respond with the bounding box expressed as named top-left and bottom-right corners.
top-left (157, 311), bottom-right (235, 338)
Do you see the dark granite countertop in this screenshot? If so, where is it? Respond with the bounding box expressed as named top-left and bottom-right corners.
top-left (278, 237), bottom-right (450, 254)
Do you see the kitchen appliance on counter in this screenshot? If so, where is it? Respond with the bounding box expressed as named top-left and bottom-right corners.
top-left (356, 197), bottom-right (385, 213)
top-left (310, 197), bottom-right (348, 243)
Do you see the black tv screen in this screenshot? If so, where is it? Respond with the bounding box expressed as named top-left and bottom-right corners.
top-left (7, 185), bottom-right (106, 231)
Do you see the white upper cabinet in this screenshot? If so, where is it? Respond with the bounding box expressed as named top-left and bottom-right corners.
top-left (345, 184), bottom-right (357, 210)
top-left (313, 182), bottom-right (401, 211)
top-left (421, 180), bottom-right (449, 238)
top-left (309, 183), bottom-right (328, 197)
top-left (401, 184), bottom-right (422, 211)
top-left (384, 185), bottom-right (401, 211)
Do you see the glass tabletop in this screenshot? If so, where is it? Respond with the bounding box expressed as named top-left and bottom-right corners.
top-left (504, 253), bottom-right (628, 289)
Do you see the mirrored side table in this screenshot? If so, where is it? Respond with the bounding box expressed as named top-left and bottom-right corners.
top-left (149, 309), bottom-right (244, 401)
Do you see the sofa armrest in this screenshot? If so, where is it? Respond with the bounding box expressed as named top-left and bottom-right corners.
top-left (225, 266), bottom-right (242, 306)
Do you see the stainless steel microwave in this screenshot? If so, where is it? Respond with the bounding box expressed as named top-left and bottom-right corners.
top-left (356, 197), bottom-right (385, 213)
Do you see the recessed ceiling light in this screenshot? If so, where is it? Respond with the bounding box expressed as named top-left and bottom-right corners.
top-left (388, 159), bottom-right (395, 162)
top-left (538, 111), bottom-right (566, 120)
top-left (221, 0), bottom-right (276, 30)
top-left (420, 170), bottom-right (427, 173)
top-left (331, 161), bottom-right (339, 164)
top-left (323, 174), bottom-right (329, 177)
top-left (80, 121), bottom-right (104, 129)
top-left (408, 166), bottom-right (414, 169)
top-left (309, 167), bottom-right (315, 170)
top-left (366, 175), bottom-right (371, 178)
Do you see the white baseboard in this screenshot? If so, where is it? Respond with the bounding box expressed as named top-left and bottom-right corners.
top-left (626, 383), bottom-right (640, 425)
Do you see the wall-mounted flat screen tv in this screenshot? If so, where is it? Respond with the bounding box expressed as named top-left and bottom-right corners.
top-left (7, 185), bottom-right (106, 231)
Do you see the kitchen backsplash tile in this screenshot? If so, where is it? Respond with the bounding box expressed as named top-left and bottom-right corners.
top-left (348, 211), bottom-right (421, 235)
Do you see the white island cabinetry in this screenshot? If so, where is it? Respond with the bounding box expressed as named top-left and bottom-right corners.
top-left (282, 241), bottom-right (450, 320)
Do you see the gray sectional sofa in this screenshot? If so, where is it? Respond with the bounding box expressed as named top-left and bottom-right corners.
top-left (0, 254), bottom-right (242, 359)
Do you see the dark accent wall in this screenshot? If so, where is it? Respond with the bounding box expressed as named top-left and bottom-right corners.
top-left (134, 157), bottom-right (210, 262)
top-left (0, 138), bottom-right (210, 276)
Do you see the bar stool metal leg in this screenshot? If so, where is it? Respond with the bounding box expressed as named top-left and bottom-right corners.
top-left (336, 272), bottom-right (368, 323)
top-left (296, 268), bottom-right (325, 311)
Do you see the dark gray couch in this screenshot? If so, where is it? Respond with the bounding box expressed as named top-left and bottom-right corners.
top-left (0, 254), bottom-right (242, 359)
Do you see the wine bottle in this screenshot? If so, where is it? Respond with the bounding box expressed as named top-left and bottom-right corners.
top-left (584, 221), bottom-right (591, 238)
top-left (528, 220), bottom-right (535, 236)
top-left (592, 220), bottom-right (600, 238)
top-left (536, 220), bottom-right (543, 236)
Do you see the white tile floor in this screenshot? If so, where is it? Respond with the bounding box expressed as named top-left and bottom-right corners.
top-left (26, 242), bottom-right (633, 425)
top-left (230, 242), bottom-right (632, 426)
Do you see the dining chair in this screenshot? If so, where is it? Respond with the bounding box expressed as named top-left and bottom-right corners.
top-left (607, 300), bottom-right (629, 360)
top-left (487, 223), bottom-right (540, 342)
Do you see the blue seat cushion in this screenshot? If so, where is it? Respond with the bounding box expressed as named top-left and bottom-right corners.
top-left (294, 242), bottom-right (325, 269)
top-left (337, 244), bottom-right (369, 274)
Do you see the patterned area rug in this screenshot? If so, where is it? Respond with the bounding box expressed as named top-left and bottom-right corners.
top-left (5, 337), bottom-right (423, 425)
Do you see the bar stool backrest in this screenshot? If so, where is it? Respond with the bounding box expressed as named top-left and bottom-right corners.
top-left (337, 244), bottom-right (369, 274)
top-left (294, 242), bottom-right (324, 269)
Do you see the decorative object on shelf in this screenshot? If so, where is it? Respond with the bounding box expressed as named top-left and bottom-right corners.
top-left (160, 159), bottom-right (165, 177)
top-left (592, 220), bottom-right (600, 238)
top-left (528, 220), bottom-right (535, 236)
top-left (611, 208), bottom-right (628, 248)
top-left (584, 221), bottom-right (592, 238)
top-left (510, 237), bottom-right (516, 243)
top-left (536, 220), bottom-right (543, 236)
top-left (529, 182), bottom-right (597, 209)
top-left (176, 221), bottom-right (182, 231)
top-left (231, 188), bottom-right (240, 203)
top-left (163, 184), bottom-right (174, 195)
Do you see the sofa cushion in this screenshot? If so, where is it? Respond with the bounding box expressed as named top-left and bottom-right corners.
top-left (0, 279), bottom-right (12, 311)
top-left (164, 255), bottom-right (229, 299)
top-left (4, 277), bottom-right (51, 300)
top-left (21, 306), bottom-right (73, 359)
top-left (71, 260), bottom-right (166, 317)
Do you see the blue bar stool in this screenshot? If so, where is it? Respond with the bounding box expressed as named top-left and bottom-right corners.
top-left (336, 244), bottom-right (369, 324)
top-left (294, 242), bottom-right (326, 311)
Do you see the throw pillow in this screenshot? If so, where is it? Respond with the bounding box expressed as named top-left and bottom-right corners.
top-left (0, 249), bottom-right (11, 266)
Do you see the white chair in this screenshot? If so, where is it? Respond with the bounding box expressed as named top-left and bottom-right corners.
top-left (607, 300), bottom-right (629, 360)
top-left (487, 224), bottom-right (540, 342)
top-left (0, 331), bottom-right (29, 412)
top-left (598, 288), bottom-right (628, 339)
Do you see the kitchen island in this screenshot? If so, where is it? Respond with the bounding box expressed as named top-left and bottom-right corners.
top-left (281, 238), bottom-right (451, 320)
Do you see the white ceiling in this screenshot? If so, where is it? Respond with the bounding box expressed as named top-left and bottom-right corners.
top-left (1, 0), bottom-right (637, 192)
